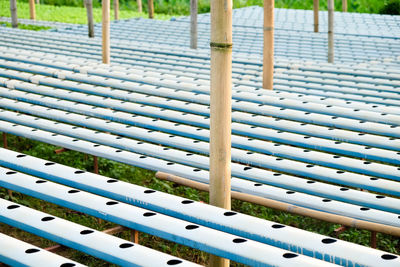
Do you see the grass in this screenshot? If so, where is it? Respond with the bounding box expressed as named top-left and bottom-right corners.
top-left (0, 134), bottom-right (399, 266)
top-left (0, 21), bottom-right (51, 30)
top-left (0, 0), bottom-right (173, 24)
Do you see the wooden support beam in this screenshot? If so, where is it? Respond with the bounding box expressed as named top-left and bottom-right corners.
top-left (54, 148), bottom-right (69, 154)
top-left (148, 0), bottom-right (154, 19)
top-left (29, 0), bottom-right (36, 20)
top-left (131, 229), bottom-right (139, 243)
top-left (334, 225), bottom-right (348, 237)
top-left (155, 172), bottom-right (400, 237)
top-left (342, 0), bottom-right (348, 12)
top-left (102, 0), bottom-right (111, 64)
top-left (262, 0), bottom-right (274, 90)
top-left (2, 133), bottom-right (7, 149)
top-left (93, 156), bottom-right (99, 174)
top-left (190, 0), bottom-right (198, 49)
top-left (370, 231), bottom-right (377, 248)
top-left (9, 0), bottom-right (18, 28)
top-left (313, 0), bottom-right (319, 32)
top-left (209, 0), bottom-right (232, 265)
top-left (328, 0), bottom-right (334, 63)
top-left (114, 0), bottom-right (119, 20)
top-left (137, 0), bottom-right (142, 13)
top-left (85, 0), bottom-right (95, 38)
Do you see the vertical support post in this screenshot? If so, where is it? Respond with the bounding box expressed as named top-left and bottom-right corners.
top-left (137, 0), bottom-right (142, 12)
top-left (190, 0), bottom-right (198, 49)
top-left (2, 133), bottom-right (7, 149)
top-left (148, 0), bottom-right (154, 19)
top-left (327, 0), bottom-right (334, 63)
top-left (262, 0), bottom-right (274, 90)
top-left (342, 0), bottom-right (347, 12)
top-left (114, 0), bottom-right (119, 20)
top-left (102, 0), bottom-right (110, 64)
top-left (370, 231), bottom-right (377, 248)
top-left (29, 0), bottom-right (36, 20)
top-left (209, 0), bottom-right (232, 266)
top-left (131, 230), bottom-right (139, 243)
top-left (85, 0), bottom-right (95, 38)
top-left (93, 156), bottom-right (99, 174)
top-left (313, 0), bottom-right (319, 32)
top-left (36, 0), bottom-right (39, 4)
top-left (9, 0), bottom-right (18, 28)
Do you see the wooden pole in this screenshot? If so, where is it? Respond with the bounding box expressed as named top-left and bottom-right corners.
top-left (29, 0), bottom-right (36, 20)
top-left (137, 0), bottom-right (142, 13)
top-left (148, 0), bottom-right (154, 19)
top-left (262, 0), bottom-right (274, 90)
top-left (2, 133), bottom-right (7, 149)
top-left (93, 156), bottom-right (99, 174)
top-left (102, 0), bottom-right (110, 64)
top-left (131, 230), bottom-right (139, 243)
top-left (190, 0), bottom-right (198, 49)
top-left (209, 0), bottom-right (232, 266)
top-left (9, 0), bottom-right (18, 28)
top-left (313, 0), bottom-right (319, 32)
top-left (36, 0), bottom-right (39, 4)
top-left (342, 0), bottom-right (347, 12)
top-left (370, 231), bottom-right (377, 248)
top-left (155, 172), bottom-right (400, 237)
top-left (85, 0), bottom-right (95, 38)
top-left (328, 0), bottom-right (334, 63)
top-left (114, 0), bottom-right (119, 20)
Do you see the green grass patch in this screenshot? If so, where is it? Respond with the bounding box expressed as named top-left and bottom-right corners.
top-left (0, 0), bottom-right (173, 24)
top-left (0, 21), bottom-right (51, 30)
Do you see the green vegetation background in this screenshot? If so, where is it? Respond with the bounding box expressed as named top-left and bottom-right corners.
top-left (0, 0), bottom-right (399, 25)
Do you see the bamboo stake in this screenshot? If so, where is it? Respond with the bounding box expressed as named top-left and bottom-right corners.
top-left (313, 0), bottom-right (319, 32)
top-left (262, 0), bottom-right (274, 90)
top-left (210, 0), bottom-right (232, 265)
top-left (93, 156), bottom-right (99, 174)
top-left (190, 0), bottom-right (198, 49)
top-left (137, 0), bottom-right (142, 13)
top-left (114, 0), bottom-right (119, 20)
top-left (9, 0), bottom-right (18, 28)
top-left (85, 0), bottom-right (95, 38)
top-left (29, 0), bottom-right (36, 20)
top-left (342, 0), bottom-right (347, 12)
top-left (131, 229), bottom-right (139, 243)
top-left (370, 231), bottom-right (377, 248)
top-left (155, 172), bottom-right (400, 237)
top-left (148, 0), bottom-right (154, 19)
top-left (102, 0), bottom-right (110, 64)
top-left (2, 133), bottom-right (7, 149)
top-left (328, 0), bottom-right (334, 63)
